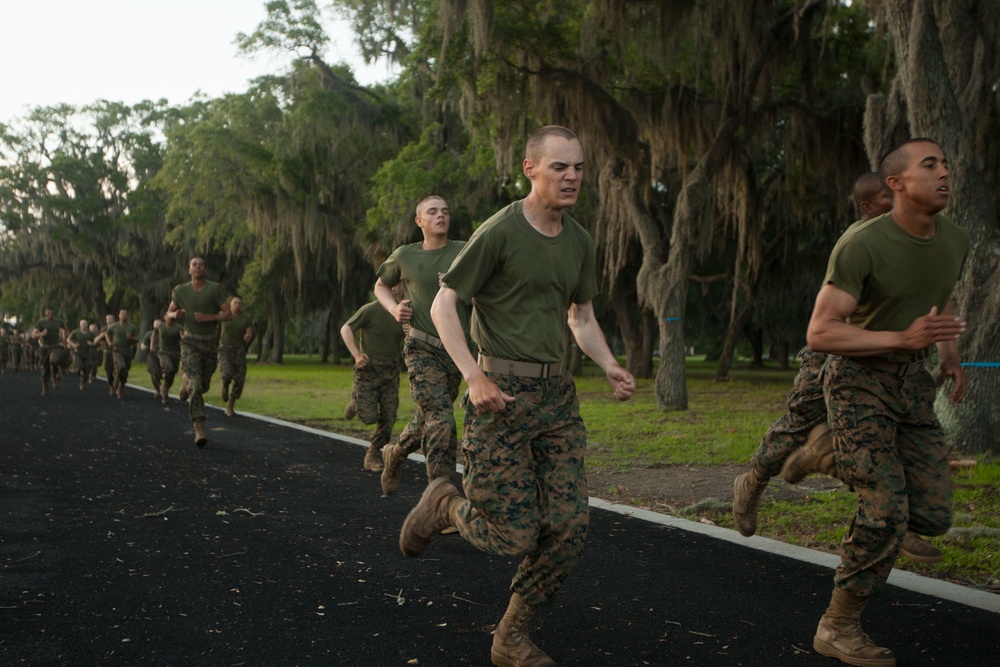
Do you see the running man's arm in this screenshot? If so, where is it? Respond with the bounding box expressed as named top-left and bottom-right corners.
top-left (807, 284), bottom-right (965, 356)
top-left (568, 301), bottom-right (635, 401)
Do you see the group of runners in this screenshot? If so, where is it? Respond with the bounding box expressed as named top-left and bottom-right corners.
top-left (341, 129), bottom-right (967, 667)
top-left (8, 259), bottom-right (255, 449)
top-left (4, 127), bottom-right (969, 667)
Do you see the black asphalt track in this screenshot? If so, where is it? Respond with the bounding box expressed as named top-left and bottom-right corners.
top-left (2, 371), bottom-right (997, 666)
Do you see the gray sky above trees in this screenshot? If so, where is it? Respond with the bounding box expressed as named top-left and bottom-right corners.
top-left (0, 0), bottom-right (392, 123)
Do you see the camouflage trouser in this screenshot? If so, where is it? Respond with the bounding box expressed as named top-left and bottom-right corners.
top-left (146, 353), bottom-right (162, 388)
top-left (825, 356), bottom-right (951, 598)
top-left (103, 349), bottom-right (114, 383)
top-left (73, 350), bottom-right (93, 378)
top-left (402, 337), bottom-right (462, 481)
top-left (455, 371), bottom-right (589, 608)
top-left (39, 346), bottom-right (63, 384)
top-left (396, 407), bottom-right (426, 455)
top-left (352, 359), bottom-right (401, 450)
top-left (750, 348), bottom-right (828, 478)
top-left (218, 345), bottom-right (248, 400)
top-left (112, 348), bottom-right (133, 387)
top-left (158, 351), bottom-right (180, 391)
top-left (181, 336), bottom-right (218, 422)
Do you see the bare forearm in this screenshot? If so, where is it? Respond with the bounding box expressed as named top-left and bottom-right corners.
top-left (431, 288), bottom-right (482, 383)
top-left (339, 324), bottom-right (361, 359)
top-left (806, 320), bottom-right (905, 357)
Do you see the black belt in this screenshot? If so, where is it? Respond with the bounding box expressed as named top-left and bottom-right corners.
top-left (853, 357), bottom-right (925, 376)
top-left (478, 354), bottom-right (562, 379)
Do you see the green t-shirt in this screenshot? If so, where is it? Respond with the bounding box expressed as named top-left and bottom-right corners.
top-left (140, 330), bottom-right (154, 348)
top-left (107, 322), bottom-right (139, 350)
top-left (376, 239), bottom-right (467, 338)
top-left (824, 212), bottom-right (969, 363)
top-left (155, 321), bottom-right (182, 354)
top-left (220, 312), bottom-right (253, 349)
top-left (443, 200), bottom-right (598, 363)
top-left (34, 317), bottom-right (66, 346)
top-left (69, 329), bottom-right (95, 349)
top-left (171, 281), bottom-right (229, 337)
top-left (345, 301), bottom-right (405, 362)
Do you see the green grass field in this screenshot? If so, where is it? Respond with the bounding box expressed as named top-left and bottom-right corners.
top-left (127, 354), bottom-right (999, 592)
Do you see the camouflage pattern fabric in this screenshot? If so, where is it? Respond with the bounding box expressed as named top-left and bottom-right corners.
top-left (403, 337), bottom-right (463, 482)
top-left (112, 349), bottom-right (133, 387)
top-left (218, 345), bottom-right (248, 400)
top-left (351, 359), bottom-right (401, 450)
top-left (39, 346), bottom-right (63, 384)
top-left (750, 348), bottom-right (828, 477)
top-left (103, 347), bottom-right (114, 384)
top-left (181, 336), bottom-right (218, 422)
top-left (455, 371), bottom-right (588, 608)
top-left (72, 348), bottom-right (93, 380)
top-left (396, 407), bottom-right (426, 456)
top-left (824, 355), bottom-right (951, 598)
top-left (146, 350), bottom-right (162, 388)
top-left (158, 351), bottom-right (180, 391)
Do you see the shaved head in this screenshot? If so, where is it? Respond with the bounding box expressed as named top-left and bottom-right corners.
top-left (525, 125), bottom-right (578, 162)
top-left (878, 138), bottom-right (940, 178)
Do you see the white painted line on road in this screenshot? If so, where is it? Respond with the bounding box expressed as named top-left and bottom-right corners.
top-left (225, 406), bottom-right (1000, 616)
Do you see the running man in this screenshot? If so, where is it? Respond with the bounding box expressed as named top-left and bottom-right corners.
top-left (374, 196), bottom-right (469, 495)
top-left (802, 138), bottom-right (967, 666)
top-left (103, 309), bottom-right (139, 399)
top-left (218, 295), bottom-right (254, 417)
top-left (167, 257), bottom-right (232, 447)
top-left (402, 126), bottom-right (635, 666)
top-left (340, 286), bottom-right (405, 472)
top-left (32, 306), bottom-right (68, 396)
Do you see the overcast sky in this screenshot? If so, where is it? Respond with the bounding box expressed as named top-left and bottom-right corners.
top-left (0, 0), bottom-right (394, 123)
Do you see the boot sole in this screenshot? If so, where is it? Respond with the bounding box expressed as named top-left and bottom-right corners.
top-left (899, 548), bottom-right (942, 564)
top-left (399, 477), bottom-right (450, 557)
top-left (813, 638), bottom-right (896, 667)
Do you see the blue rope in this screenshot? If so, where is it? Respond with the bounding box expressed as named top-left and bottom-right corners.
top-left (960, 362), bottom-right (1000, 368)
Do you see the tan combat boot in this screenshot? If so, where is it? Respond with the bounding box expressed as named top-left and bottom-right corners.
top-left (160, 383), bottom-right (169, 405)
top-left (363, 443), bottom-right (384, 472)
top-left (781, 423), bottom-right (846, 484)
top-left (732, 468), bottom-right (769, 536)
top-left (900, 531), bottom-right (942, 563)
top-left (814, 588), bottom-right (895, 667)
top-left (193, 419), bottom-right (208, 448)
top-left (381, 444), bottom-right (405, 495)
top-left (490, 593), bottom-right (556, 667)
top-left (399, 477), bottom-right (461, 557)
top-left (343, 400), bottom-right (357, 420)
top-left (221, 382), bottom-right (229, 402)
top-left (178, 378), bottom-right (190, 402)
top-left (225, 397), bottom-right (236, 417)
top-left (41, 381), bottom-right (49, 397)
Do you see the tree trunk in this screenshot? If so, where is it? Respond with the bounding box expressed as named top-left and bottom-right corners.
top-left (321, 308), bottom-right (333, 363)
top-left (270, 314), bottom-right (285, 364)
top-left (610, 272), bottom-right (654, 378)
top-left (641, 117), bottom-right (742, 409)
top-left (876, 0), bottom-right (1000, 454)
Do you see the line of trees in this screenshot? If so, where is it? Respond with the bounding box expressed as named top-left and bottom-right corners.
top-left (1, 1), bottom-right (997, 453)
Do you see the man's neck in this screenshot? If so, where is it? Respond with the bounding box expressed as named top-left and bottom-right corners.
top-left (891, 204), bottom-right (939, 239)
top-left (421, 234), bottom-right (448, 251)
top-left (522, 194), bottom-right (565, 237)
top-left (191, 277), bottom-right (206, 290)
